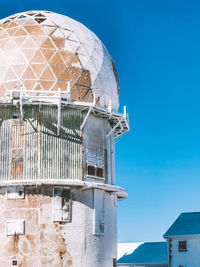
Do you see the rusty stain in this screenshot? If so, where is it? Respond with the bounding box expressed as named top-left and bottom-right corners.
top-left (26, 234), bottom-right (35, 245)
top-left (22, 240), bottom-right (29, 254)
top-left (41, 223), bottom-right (45, 229)
top-left (0, 21), bottom-right (92, 103)
top-left (70, 68), bottom-right (93, 103)
top-left (1, 189), bottom-right (73, 265)
top-left (55, 224), bottom-right (73, 267)
top-left (7, 235), bottom-right (19, 254)
top-left (11, 124), bottom-right (25, 149)
top-left (40, 230), bottom-right (44, 243)
top-left (11, 123), bottom-right (25, 180)
top-left (27, 195), bottom-right (38, 208)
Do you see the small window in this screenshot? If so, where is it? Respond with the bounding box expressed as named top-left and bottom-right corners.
top-left (87, 165), bottom-right (104, 178)
top-left (13, 112), bottom-right (21, 119)
top-left (178, 241), bottom-right (187, 252)
top-left (88, 165), bottom-right (95, 176)
top-left (96, 167), bottom-right (103, 178)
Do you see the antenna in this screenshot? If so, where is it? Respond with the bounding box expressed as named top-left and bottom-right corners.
top-left (108, 99), bottom-right (112, 113)
top-left (123, 106), bottom-right (126, 118)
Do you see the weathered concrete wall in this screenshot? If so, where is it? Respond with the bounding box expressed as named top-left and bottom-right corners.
top-left (0, 184), bottom-right (117, 267)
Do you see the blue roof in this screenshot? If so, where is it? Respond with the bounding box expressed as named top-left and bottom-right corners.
top-left (117, 242), bottom-right (168, 265)
top-left (164, 212), bottom-right (200, 237)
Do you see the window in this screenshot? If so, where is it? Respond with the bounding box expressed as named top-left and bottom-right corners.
top-left (87, 165), bottom-right (104, 178)
top-left (84, 115), bottom-right (105, 180)
top-left (178, 241), bottom-right (187, 252)
top-left (87, 165), bottom-right (95, 176)
top-left (96, 167), bottom-right (103, 178)
top-left (169, 239), bottom-right (172, 264)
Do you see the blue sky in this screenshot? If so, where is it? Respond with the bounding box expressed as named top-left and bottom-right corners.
top-left (1, 0), bottom-right (200, 242)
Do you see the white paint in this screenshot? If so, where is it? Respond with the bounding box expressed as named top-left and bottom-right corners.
top-left (166, 236), bottom-right (200, 267)
top-left (93, 189), bottom-right (105, 235)
top-left (6, 220), bottom-right (25, 236)
top-left (117, 242), bottom-right (144, 260)
top-left (61, 188), bottom-right (117, 267)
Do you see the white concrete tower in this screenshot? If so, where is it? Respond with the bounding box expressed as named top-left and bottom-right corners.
top-left (0, 11), bottom-right (129, 267)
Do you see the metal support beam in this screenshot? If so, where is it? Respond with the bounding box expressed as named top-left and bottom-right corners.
top-left (20, 93), bottom-right (24, 120)
top-left (123, 105), bottom-right (126, 118)
top-left (106, 119), bottom-right (121, 138)
top-left (108, 99), bottom-right (112, 113)
top-left (57, 95), bottom-right (61, 136)
top-left (80, 106), bottom-right (93, 130)
top-left (66, 81), bottom-right (71, 101)
top-left (2, 88), bottom-right (130, 139)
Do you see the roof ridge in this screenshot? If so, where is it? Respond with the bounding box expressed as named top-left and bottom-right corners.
top-left (143, 241), bottom-right (166, 244)
top-left (180, 211), bottom-right (200, 215)
top-left (164, 212), bottom-right (200, 237)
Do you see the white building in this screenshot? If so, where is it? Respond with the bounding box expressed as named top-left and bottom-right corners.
top-left (164, 212), bottom-right (200, 267)
top-left (0, 11), bottom-right (129, 267)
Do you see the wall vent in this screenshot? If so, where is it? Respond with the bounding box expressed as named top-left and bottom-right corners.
top-left (6, 220), bottom-right (25, 236)
top-left (7, 186), bottom-right (24, 199)
top-left (53, 187), bottom-right (71, 222)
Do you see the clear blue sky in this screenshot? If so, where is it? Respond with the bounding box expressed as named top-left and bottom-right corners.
top-left (1, 0), bottom-right (200, 242)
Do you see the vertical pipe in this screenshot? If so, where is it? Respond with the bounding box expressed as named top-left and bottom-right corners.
top-left (38, 112), bottom-right (42, 180)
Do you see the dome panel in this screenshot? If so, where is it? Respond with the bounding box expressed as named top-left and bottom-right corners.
top-left (0, 11), bottom-right (119, 111)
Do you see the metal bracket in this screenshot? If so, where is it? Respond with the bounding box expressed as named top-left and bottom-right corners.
top-left (80, 106), bottom-right (93, 130)
top-left (20, 93), bottom-right (24, 120)
top-left (106, 119), bottom-right (121, 138)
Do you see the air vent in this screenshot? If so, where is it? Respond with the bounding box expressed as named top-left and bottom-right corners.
top-left (12, 260), bottom-right (17, 265)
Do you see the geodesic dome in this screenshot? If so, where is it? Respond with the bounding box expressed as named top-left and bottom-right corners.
top-left (0, 11), bottom-right (119, 111)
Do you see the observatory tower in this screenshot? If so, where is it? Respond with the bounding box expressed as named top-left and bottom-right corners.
top-left (0, 11), bottom-right (129, 267)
